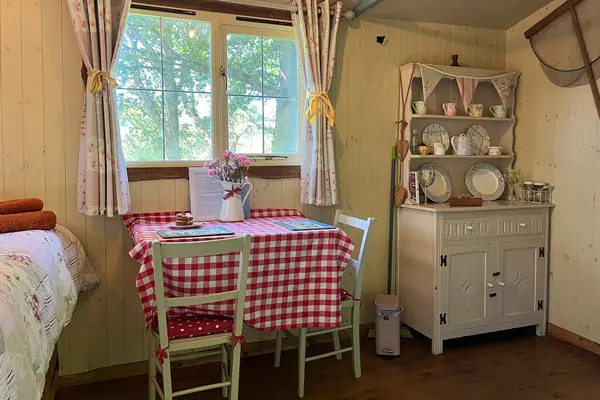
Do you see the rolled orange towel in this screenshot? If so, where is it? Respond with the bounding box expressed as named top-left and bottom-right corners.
top-left (0, 198), bottom-right (44, 215)
top-left (0, 211), bottom-right (57, 234)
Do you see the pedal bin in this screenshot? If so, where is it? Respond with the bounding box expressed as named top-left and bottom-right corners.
top-left (374, 294), bottom-right (402, 358)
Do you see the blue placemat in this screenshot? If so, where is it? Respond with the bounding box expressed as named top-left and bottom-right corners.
top-left (275, 220), bottom-right (336, 231)
top-left (157, 226), bottom-right (235, 239)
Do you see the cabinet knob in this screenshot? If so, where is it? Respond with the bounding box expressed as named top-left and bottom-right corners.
top-left (486, 283), bottom-right (494, 288)
top-left (466, 225), bottom-right (474, 231)
top-left (519, 222), bottom-right (526, 228)
top-left (498, 282), bottom-right (506, 287)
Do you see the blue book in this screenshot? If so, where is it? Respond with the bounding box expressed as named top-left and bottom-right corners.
top-left (275, 220), bottom-right (336, 231)
top-left (157, 226), bottom-right (235, 239)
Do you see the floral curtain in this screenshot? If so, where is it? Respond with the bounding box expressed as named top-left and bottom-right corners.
top-left (292, 0), bottom-right (343, 206)
top-left (67, 0), bottom-right (131, 216)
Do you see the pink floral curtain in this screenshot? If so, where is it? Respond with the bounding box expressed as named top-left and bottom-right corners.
top-left (67, 0), bottom-right (131, 216)
top-left (292, 0), bottom-right (343, 206)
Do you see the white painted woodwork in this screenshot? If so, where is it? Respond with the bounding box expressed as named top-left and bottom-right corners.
top-left (506, 0), bottom-right (600, 345)
top-left (0, 0), bottom-right (507, 374)
top-left (397, 203), bottom-right (552, 354)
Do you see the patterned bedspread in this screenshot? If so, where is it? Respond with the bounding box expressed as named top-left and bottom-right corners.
top-left (0, 227), bottom-right (84, 400)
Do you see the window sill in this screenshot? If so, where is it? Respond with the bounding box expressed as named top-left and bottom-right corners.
top-left (127, 165), bottom-right (301, 182)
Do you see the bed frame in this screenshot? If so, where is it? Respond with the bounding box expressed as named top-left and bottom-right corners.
top-left (41, 346), bottom-right (59, 400)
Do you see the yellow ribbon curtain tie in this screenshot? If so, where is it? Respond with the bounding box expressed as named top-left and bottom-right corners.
top-left (306, 91), bottom-right (335, 127)
top-left (89, 69), bottom-right (118, 93)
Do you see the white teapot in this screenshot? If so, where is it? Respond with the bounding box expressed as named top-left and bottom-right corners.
top-left (451, 134), bottom-right (472, 156)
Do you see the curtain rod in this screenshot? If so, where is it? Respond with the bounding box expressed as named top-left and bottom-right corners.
top-left (217, 0), bottom-right (355, 19)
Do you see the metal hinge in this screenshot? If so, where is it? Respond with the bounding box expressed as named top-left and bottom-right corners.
top-left (537, 300), bottom-right (544, 310)
top-left (539, 247), bottom-right (545, 258)
top-left (439, 313), bottom-right (447, 325)
top-left (440, 255), bottom-right (447, 267)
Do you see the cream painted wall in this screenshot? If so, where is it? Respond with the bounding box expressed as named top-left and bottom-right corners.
top-left (506, 0), bottom-right (600, 344)
top-left (0, 0), bottom-right (506, 375)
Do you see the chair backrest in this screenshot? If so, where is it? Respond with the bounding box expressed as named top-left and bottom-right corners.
top-left (151, 235), bottom-right (252, 345)
top-left (334, 210), bottom-right (375, 300)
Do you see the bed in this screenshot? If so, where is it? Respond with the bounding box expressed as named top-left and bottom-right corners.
top-left (0, 225), bottom-right (97, 400)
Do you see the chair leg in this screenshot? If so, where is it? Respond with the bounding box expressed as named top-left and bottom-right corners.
top-left (162, 350), bottom-right (174, 400)
top-left (229, 343), bottom-right (242, 400)
top-left (274, 330), bottom-right (283, 368)
top-left (351, 303), bottom-right (362, 378)
top-left (148, 336), bottom-right (156, 400)
top-left (298, 328), bottom-right (307, 399)
top-left (332, 331), bottom-right (342, 360)
top-left (221, 344), bottom-right (229, 398)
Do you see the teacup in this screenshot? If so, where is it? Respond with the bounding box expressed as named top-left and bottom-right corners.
top-left (488, 146), bottom-right (503, 156)
top-left (442, 103), bottom-right (457, 116)
top-left (433, 142), bottom-right (446, 155)
top-left (468, 104), bottom-right (483, 117)
top-left (490, 105), bottom-right (507, 118)
top-left (412, 101), bottom-right (427, 115)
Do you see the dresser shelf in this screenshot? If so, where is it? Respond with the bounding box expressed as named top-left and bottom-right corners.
top-left (411, 114), bottom-right (515, 122)
top-left (410, 155), bottom-right (513, 160)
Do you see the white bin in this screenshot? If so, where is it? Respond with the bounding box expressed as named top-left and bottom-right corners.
top-left (374, 294), bottom-right (402, 358)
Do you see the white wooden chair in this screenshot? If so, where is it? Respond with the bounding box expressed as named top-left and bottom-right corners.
top-left (273, 211), bottom-right (375, 398)
top-left (148, 235), bottom-right (252, 400)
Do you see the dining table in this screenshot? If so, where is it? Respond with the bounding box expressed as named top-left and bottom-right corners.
top-left (124, 208), bottom-right (355, 331)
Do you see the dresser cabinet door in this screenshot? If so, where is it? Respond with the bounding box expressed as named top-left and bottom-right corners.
top-left (497, 240), bottom-right (545, 321)
top-left (441, 245), bottom-right (495, 331)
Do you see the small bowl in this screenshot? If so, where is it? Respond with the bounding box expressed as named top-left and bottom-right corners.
top-left (417, 145), bottom-right (432, 155)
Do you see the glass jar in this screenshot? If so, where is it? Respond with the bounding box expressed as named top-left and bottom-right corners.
top-left (522, 181), bottom-right (534, 202)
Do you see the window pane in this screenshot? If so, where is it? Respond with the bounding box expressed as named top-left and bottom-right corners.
top-left (117, 15), bottom-right (162, 90)
top-left (263, 38), bottom-right (298, 98)
top-left (164, 92), bottom-right (212, 161)
top-left (227, 34), bottom-right (263, 96)
top-left (162, 19), bottom-right (212, 92)
top-left (228, 96), bottom-right (263, 153)
top-left (117, 89), bottom-right (164, 161)
top-left (264, 98), bottom-right (298, 154)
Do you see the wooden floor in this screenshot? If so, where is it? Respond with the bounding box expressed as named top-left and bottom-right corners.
top-left (57, 329), bottom-right (600, 399)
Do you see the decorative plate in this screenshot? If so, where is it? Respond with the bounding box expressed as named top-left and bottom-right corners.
top-left (465, 163), bottom-right (505, 201)
top-left (419, 163), bottom-right (452, 203)
top-left (466, 124), bottom-right (490, 155)
top-left (422, 124), bottom-right (450, 152)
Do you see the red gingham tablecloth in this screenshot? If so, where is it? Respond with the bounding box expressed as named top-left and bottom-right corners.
top-left (124, 209), bottom-right (355, 331)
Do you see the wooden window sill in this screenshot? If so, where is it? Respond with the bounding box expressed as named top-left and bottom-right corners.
top-left (127, 165), bottom-right (300, 182)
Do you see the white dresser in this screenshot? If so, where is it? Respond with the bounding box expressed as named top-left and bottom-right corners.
top-left (396, 201), bottom-right (552, 355)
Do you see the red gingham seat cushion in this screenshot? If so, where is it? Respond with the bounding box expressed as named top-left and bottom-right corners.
top-left (151, 315), bottom-right (234, 340)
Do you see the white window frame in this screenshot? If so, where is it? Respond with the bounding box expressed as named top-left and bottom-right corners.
top-left (122, 9), bottom-right (304, 168)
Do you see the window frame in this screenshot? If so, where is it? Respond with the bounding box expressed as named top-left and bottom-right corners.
top-left (121, 9), bottom-right (304, 168)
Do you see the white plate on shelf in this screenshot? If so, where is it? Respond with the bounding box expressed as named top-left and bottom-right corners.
top-left (419, 163), bottom-right (452, 203)
top-left (422, 124), bottom-right (450, 152)
top-left (466, 124), bottom-right (490, 155)
top-left (465, 163), bottom-right (505, 201)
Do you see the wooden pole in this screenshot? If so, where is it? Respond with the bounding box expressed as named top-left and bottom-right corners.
top-left (524, 0), bottom-right (583, 39)
top-left (570, 6), bottom-right (600, 119)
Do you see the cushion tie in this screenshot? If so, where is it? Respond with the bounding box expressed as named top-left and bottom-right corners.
top-left (156, 345), bottom-right (169, 365)
top-left (230, 334), bottom-right (246, 349)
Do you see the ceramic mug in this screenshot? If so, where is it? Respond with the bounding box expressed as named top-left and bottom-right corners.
top-left (442, 103), bottom-right (457, 116)
top-left (433, 142), bottom-right (446, 155)
top-left (412, 101), bottom-right (427, 115)
top-left (488, 146), bottom-right (503, 156)
top-left (490, 105), bottom-right (507, 118)
top-left (468, 104), bottom-right (484, 117)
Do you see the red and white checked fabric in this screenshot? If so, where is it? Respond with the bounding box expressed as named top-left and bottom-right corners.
top-left (124, 209), bottom-right (355, 331)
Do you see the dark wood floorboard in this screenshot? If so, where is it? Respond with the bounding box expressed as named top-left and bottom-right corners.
top-left (57, 330), bottom-right (600, 399)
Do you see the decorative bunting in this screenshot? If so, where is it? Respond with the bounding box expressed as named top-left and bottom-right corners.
top-left (490, 76), bottom-right (512, 107)
top-left (420, 65), bottom-right (445, 102)
top-left (456, 77), bottom-right (480, 112)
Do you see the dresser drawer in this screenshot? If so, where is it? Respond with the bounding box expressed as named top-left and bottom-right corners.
top-left (443, 217), bottom-right (496, 241)
top-left (498, 214), bottom-right (545, 236)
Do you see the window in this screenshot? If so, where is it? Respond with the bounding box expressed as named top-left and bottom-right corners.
top-left (115, 11), bottom-right (300, 164)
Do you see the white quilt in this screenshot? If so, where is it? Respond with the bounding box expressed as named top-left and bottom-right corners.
top-left (0, 228), bottom-right (82, 399)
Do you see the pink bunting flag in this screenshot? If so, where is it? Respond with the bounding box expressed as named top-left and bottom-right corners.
top-left (456, 77), bottom-right (480, 112)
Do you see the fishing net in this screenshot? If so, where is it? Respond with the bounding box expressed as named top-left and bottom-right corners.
top-left (528, 0), bottom-right (600, 88)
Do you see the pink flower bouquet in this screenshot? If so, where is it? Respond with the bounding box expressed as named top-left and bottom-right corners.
top-left (204, 150), bottom-right (252, 183)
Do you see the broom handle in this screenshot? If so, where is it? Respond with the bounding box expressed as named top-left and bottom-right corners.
top-left (387, 146), bottom-right (397, 295)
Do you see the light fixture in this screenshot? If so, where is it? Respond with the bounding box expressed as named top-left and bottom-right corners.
top-left (187, 27), bottom-right (197, 39)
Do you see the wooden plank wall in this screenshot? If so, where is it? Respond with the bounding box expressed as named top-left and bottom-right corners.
top-left (506, 0), bottom-right (600, 345)
top-left (0, 0), bottom-right (506, 375)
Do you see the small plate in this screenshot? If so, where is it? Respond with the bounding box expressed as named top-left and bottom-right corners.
top-left (466, 124), bottom-right (490, 155)
top-left (465, 163), bottom-right (505, 201)
top-left (422, 123), bottom-right (450, 152)
top-left (419, 163), bottom-right (452, 203)
top-left (169, 223), bottom-right (203, 230)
